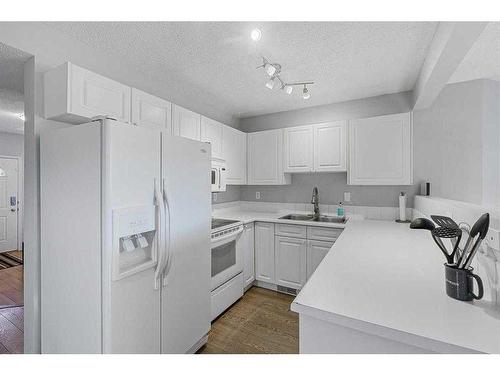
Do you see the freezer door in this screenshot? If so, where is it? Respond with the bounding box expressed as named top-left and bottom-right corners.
top-left (161, 134), bottom-right (211, 353)
top-left (102, 120), bottom-right (162, 353)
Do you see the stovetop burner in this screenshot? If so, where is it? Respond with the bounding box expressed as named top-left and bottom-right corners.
top-left (211, 218), bottom-right (240, 230)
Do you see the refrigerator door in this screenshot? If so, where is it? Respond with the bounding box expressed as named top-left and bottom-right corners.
top-left (161, 134), bottom-right (211, 353)
top-left (102, 120), bottom-right (162, 353)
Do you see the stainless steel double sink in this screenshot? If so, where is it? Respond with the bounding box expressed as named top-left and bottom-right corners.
top-left (279, 213), bottom-right (347, 224)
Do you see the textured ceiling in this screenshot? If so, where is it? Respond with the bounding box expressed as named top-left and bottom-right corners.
top-left (0, 42), bottom-right (30, 94)
top-left (449, 22), bottom-right (500, 84)
top-left (44, 22), bottom-right (437, 118)
top-left (0, 89), bottom-right (24, 134)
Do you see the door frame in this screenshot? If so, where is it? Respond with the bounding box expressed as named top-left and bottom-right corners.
top-left (0, 154), bottom-right (23, 252)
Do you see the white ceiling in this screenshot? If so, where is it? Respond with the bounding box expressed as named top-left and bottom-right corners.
top-left (449, 22), bottom-right (500, 84)
top-left (44, 22), bottom-right (438, 118)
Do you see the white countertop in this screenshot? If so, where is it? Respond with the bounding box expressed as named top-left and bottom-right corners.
top-left (291, 220), bottom-right (500, 353)
top-left (212, 208), bottom-right (352, 229)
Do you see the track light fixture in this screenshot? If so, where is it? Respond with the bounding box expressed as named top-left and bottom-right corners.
top-left (257, 56), bottom-right (313, 100)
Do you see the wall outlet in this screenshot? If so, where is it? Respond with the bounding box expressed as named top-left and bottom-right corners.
top-left (486, 228), bottom-right (500, 251)
top-left (256, 192), bottom-right (261, 200)
top-left (344, 192), bottom-right (351, 202)
top-left (212, 192), bottom-right (218, 202)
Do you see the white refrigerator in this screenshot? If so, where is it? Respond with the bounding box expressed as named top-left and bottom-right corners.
top-left (40, 119), bottom-right (211, 353)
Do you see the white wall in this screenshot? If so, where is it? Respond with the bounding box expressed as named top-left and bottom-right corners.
top-left (0, 131), bottom-right (24, 248)
top-left (413, 79), bottom-right (500, 208)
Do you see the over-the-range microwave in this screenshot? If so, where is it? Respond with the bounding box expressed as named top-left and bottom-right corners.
top-left (211, 159), bottom-right (227, 192)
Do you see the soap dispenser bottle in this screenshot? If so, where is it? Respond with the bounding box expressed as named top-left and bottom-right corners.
top-left (337, 202), bottom-right (345, 217)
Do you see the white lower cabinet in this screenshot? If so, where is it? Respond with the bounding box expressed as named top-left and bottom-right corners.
top-left (255, 222), bottom-right (275, 284)
top-left (306, 240), bottom-right (333, 280)
top-left (241, 223), bottom-right (255, 288)
top-left (275, 236), bottom-right (307, 289)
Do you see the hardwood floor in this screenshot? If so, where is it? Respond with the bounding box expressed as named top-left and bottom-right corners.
top-left (0, 266), bottom-right (23, 308)
top-left (198, 287), bottom-right (298, 354)
top-left (0, 306), bottom-right (23, 354)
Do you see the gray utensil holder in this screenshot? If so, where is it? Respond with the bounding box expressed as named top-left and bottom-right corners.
top-left (444, 264), bottom-right (483, 301)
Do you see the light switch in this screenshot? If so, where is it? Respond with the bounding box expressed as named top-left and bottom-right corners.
top-left (344, 192), bottom-right (351, 202)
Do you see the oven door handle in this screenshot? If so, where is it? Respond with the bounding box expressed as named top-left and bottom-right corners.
top-left (212, 227), bottom-right (243, 247)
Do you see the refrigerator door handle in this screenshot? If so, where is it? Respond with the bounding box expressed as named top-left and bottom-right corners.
top-left (162, 178), bottom-right (172, 286)
top-left (153, 178), bottom-right (166, 289)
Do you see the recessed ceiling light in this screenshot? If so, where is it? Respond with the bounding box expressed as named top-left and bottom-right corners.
top-left (250, 28), bottom-right (262, 42)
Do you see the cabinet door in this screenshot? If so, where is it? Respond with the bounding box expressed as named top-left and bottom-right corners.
top-left (222, 125), bottom-right (247, 185)
top-left (172, 105), bottom-right (201, 141)
top-left (254, 222), bottom-right (275, 284)
top-left (247, 129), bottom-right (289, 185)
top-left (306, 240), bottom-right (333, 280)
top-left (242, 223), bottom-right (255, 288)
top-left (275, 236), bottom-right (306, 289)
top-left (313, 121), bottom-right (346, 172)
top-left (284, 125), bottom-right (313, 173)
top-left (131, 88), bottom-right (172, 132)
top-left (201, 116), bottom-right (223, 159)
top-left (348, 112), bottom-right (412, 185)
top-left (69, 63), bottom-right (131, 123)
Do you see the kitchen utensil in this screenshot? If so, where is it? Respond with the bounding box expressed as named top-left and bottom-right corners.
top-left (444, 264), bottom-right (484, 301)
top-left (431, 226), bottom-right (462, 264)
top-left (461, 213), bottom-right (490, 269)
top-left (431, 215), bottom-right (459, 229)
top-left (410, 218), bottom-right (450, 262)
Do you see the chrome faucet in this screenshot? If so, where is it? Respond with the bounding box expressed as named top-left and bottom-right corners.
top-left (311, 187), bottom-right (320, 219)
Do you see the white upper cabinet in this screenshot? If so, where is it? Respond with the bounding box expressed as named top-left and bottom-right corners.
top-left (283, 121), bottom-right (346, 173)
top-left (44, 62), bottom-right (131, 124)
top-left (172, 104), bottom-right (201, 141)
top-left (313, 121), bottom-right (347, 172)
top-left (200, 116), bottom-right (223, 159)
top-left (222, 125), bottom-right (247, 185)
top-left (284, 125), bottom-right (314, 172)
top-left (348, 112), bottom-right (412, 185)
top-left (131, 88), bottom-right (172, 132)
top-left (247, 129), bottom-right (291, 185)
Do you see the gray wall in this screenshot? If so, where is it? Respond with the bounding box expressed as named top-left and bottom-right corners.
top-left (239, 91), bottom-right (412, 132)
top-left (0, 131), bottom-right (24, 157)
top-left (413, 79), bottom-right (500, 207)
top-left (242, 173), bottom-right (418, 207)
top-left (212, 185), bottom-right (240, 204)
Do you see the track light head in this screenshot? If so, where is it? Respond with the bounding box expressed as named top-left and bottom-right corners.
top-left (284, 85), bottom-right (293, 94)
top-left (266, 78), bottom-right (275, 90)
top-left (264, 63), bottom-right (277, 76)
top-left (302, 85), bottom-right (311, 100)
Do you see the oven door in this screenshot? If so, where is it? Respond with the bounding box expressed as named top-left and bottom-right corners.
top-left (211, 227), bottom-right (243, 290)
top-left (211, 167), bottom-right (220, 192)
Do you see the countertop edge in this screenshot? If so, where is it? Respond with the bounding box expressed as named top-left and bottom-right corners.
top-left (290, 302), bottom-right (481, 354)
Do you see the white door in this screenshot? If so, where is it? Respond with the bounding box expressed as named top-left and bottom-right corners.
top-left (313, 121), bottom-right (347, 172)
top-left (0, 158), bottom-right (18, 253)
top-left (161, 134), bottom-right (211, 353)
top-left (131, 88), bottom-right (172, 132)
top-left (254, 222), bottom-right (275, 283)
top-left (222, 125), bottom-right (246, 185)
top-left (275, 236), bottom-right (306, 289)
top-left (284, 125), bottom-right (313, 173)
top-left (348, 112), bottom-right (412, 185)
top-left (201, 116), bottom-right (223, 159)
top-left (172, 105), bottom-right (201, 141)
top-left (306, 240), bottom-right (333, 280)
top-left (242, 223), bottom-right (255, 288)
top-left (247, 129), bottom-right (288, 185)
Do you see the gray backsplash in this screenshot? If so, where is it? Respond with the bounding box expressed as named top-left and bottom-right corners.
top-left (239, 173), bottom-right (419, 207)
top-left (212, 185), bottom-right (241, 204)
